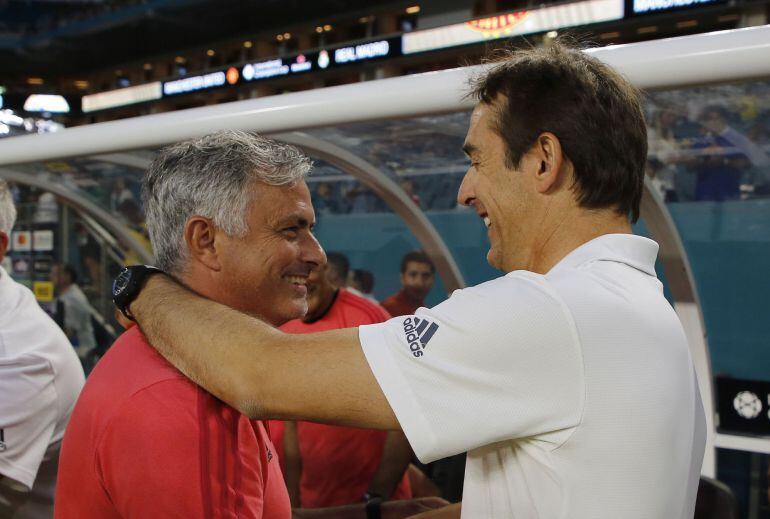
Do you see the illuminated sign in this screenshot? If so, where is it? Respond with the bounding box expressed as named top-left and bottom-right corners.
top-left (163, 71), bottom-right (227, 96)
top-left (317, 50), bottom-right (330, 69)
top-left (630, 0), bottom-right (720, 14)
top-left (402, 0), bottom-right (624, 54)
top-left (23, 94), bottom-right (70, 113)
top-left (334, 40), bottom-right (391, 64)
top-left (82, 82), bottom-right (162, 113)
top-left (291, 54), bottom-right (312, 73)
top-left (226, 67), bottom-right (240, 85)
top-left (242, 59), bottom-right (290, 81)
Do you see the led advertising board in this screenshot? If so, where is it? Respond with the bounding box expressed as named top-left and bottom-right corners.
top-left (402, 0), bottom-right (624, 54)
top-left (89, 36), bottom-right (402, 109)
top-left (163, 71), bottom-right (227, 96)
top-left (627, 0), bottom-right (723, 15)
top-left (82, 82), bottom-right (162, 113)
top-left (241, 37), bottom-right (401, 84)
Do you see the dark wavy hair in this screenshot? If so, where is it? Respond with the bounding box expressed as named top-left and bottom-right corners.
top-left (470, 42), bottom-right (648, 222)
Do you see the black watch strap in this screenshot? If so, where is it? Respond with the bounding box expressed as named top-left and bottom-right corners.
top-left (365, 496), bottom-right (383, 519)
top-left (112, 265), bottom-right (164, 321)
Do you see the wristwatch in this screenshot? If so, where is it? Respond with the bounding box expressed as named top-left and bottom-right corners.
top-left (112, 265), bottom-right (164, 321)
top-left (363, 492), bottom-right (383, 519)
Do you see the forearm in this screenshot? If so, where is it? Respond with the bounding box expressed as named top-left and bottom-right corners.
top-left (131, 275), bottom-right (399, 429)
top-left (369, 431), bottom-right (414, 498)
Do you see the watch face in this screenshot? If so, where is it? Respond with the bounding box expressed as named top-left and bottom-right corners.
top-left (113, 268), bottom-right (132, 297)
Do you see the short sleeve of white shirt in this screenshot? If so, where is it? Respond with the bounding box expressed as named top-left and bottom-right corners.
top-left (0, 267), bottom-right (84, 491)
top-left (359, 271), bottom-right (585, 463)
top-left (0, 355), bottom-right (58, 489)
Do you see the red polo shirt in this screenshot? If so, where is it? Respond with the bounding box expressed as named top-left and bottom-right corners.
top-left (381, 288), bottom-right (424, 317)
top-left (55, 326), bottom-right (290, 519)
top-left (271, 289), bottom-right (411, 508)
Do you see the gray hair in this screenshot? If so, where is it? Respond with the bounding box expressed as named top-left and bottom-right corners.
top-left (142, 130), bottom-right (312, 273)
top-left (0, 180), bottom-right (17, 235)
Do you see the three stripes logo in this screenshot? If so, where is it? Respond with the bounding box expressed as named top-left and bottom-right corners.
top-left (402, 317), bottom-right (439, 358)
top-left (0, 429), bottom-right (6, 452)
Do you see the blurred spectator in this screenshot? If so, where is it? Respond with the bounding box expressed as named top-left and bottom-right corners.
top-left (276, 261), bottom-right (413, 508)
top-left (109, 178), bottom-right (135, 214)
top-left (687, 105), bottom-right (765, 201)
top-left (313, 182), bottom-right (340, 215)
top-left (116, 199), bottom-right (152, 266)
top-left (399, 178), bottom-right (421, 207)
top-left (346, 184), bottom-right (384, 213)
top-left (646, 108), bottom-right (683, 202)
top-left (51, 263), bottom-right (97, 361)
top-left (0, 180), bottom-right (85, 518)
top-left (33, 191), bottom-right (58, 224)
top-left (73, 221), bottom-right (102, 290)
top-left (325, 251), bottom-right (350, 288)
top-left (348, 268), bottom-right (378, 303)
top-left (381, 251), bottom-right (435, 317)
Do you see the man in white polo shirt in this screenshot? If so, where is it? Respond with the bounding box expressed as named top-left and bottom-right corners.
top-left (0, 181), bottom-right (85, 518)
top-left (126, 43), bottom-right (706, 518)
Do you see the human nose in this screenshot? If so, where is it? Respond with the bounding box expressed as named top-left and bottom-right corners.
top-left (457, 168), bottom-right (476, 207)
top-left (301, 231), bottom-right (326, 269)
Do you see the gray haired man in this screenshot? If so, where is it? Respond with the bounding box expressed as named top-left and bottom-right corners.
top-left (56, 132), bottom-right (444, 519)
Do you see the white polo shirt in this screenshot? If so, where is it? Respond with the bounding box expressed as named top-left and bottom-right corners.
top-left (0, 267), bottom-right (85, 518)
top-left (360, 234), bottom-right (706, 519)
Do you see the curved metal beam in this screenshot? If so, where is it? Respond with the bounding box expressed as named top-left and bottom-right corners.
top-left (275, 132), bottom-right (466, 294)
top-left (640, 177), bottom-right (714, 476)
top-left (0, 168), bottom-right (154, 265)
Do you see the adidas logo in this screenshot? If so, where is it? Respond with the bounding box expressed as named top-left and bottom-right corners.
top-left (402, 317), bottom-right (439, 358)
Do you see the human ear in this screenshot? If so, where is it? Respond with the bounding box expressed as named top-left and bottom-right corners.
top-left (532, 132), bottom-right (565, 194)
top-left (184, 216), bottom-right (222, 272)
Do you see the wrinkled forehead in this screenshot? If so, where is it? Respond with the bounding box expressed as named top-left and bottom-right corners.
top-left (254, 180), bottom-right (315, 223)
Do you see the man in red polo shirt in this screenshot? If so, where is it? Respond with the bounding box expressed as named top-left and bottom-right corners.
top-left (381, 251), bottom-right (435, 317)
top-left (275, 258), bottom-right (413, 509)
top-left (55, 132), bottom-right (323, 519)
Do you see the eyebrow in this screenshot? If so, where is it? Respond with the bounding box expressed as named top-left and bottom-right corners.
top-left (462, 143), bottom-right (478, 157)
top-left (277, 214), bottom-right (314, 228)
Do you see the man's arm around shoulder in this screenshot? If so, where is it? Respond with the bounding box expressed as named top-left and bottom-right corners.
top-left (132, 275), bottom-right (399, 429)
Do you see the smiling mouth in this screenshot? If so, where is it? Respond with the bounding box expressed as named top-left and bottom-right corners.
top-left (284, 275), bottom-right (308, 286)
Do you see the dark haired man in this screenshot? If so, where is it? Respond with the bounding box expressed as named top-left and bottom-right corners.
top-left (125, 44), bottom-right (706, 518)
top-left (381, 251), bottom-right (435, 317)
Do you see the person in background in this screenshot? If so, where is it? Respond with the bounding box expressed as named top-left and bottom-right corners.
top-left (0, 180), bottom-right (85, 519)
top-left (381, 251), bottom-right (435, 317)
top-left (348, 268), bottom-right (378, 303)
top-left (399, 178), bottom-right (421, 207)
top-left (646, 107), bottom-right (683, 202)
top-left (51, 263), bottom-right (97, 361)
top-left (109, 178), bottom-right (135, 215)
top-left (325, 251), bottom-right (349, 289)
top-left (312, 182), bottom-right (339, 215)
top-left (276, 261), bottom-right (413, 509)
top-left (688, 105), bottom-right (755, 201)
